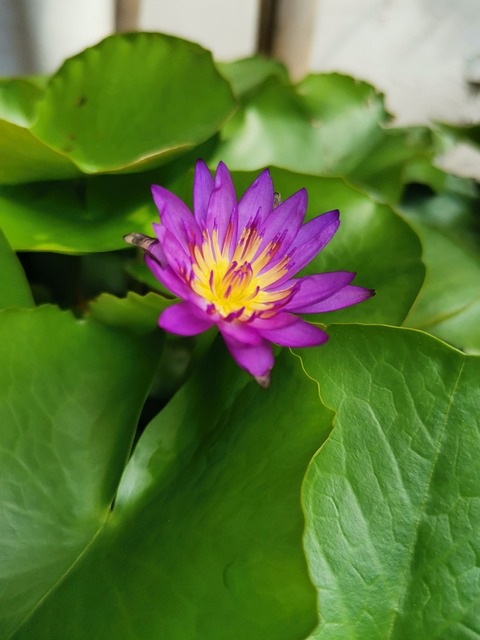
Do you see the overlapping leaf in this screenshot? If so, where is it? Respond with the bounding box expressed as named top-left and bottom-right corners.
top-left (0, 33), bottom-right (236, 185)
top-left (212, 72), bottom-right (436, 201)
top-left (4, 338), bottom-right (333, 640)
top-left (401, 177), bottom-right (480, 352)
top-left (0, 77), bottom-right (80, 184)
top-left (297, 325), bottom-right (480, 639)
top-left (0, 306), bottom-right (162, 638)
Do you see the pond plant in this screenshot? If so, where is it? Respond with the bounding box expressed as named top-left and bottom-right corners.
top-left (1, 33), bottom-right (479, 639)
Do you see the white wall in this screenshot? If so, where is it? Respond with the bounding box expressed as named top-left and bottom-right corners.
top-left (314, 0), bottom-right (480, 125)
top-left (138, 0), bottom-right (259, 61)
top-left (274, 0), bottom-right (480, 126)
top-left (1, 0), bottom-right (479, 131)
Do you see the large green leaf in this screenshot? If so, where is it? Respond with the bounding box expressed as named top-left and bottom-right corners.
top-left (0, 34), bottom-right (236, 185)
top-left (0, 173), bottom-right (156, 252)
top-left (212, 73), bottom-right (435, 201)
top-left (0, 229), bottom-right (34, 307)
top-left (213, 74), bottom-right (384, 172)
top-left (29, 33), bottom-right (236, 176)
top-left (9, 343), bottom-right (333, 640)
top-left (297, 325), bottom-right (480, 639)
top-left (0, 306), bottom-right (161, 638)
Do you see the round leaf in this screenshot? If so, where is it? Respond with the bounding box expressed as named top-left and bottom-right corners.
top-left (9, 343), bottom-right (333, 640)
top-left (30, 33), bottom-right (237, 175)
top-left (0, 306), bottom-right (162, 638)
top-left (298, 325), bottom-right (480, 639)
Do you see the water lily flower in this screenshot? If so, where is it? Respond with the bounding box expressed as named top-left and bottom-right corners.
top-left (125, 161), bottom-right (374, 387)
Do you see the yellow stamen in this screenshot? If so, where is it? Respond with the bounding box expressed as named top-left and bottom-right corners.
top-left (190, 228), bottom-right (291, 319)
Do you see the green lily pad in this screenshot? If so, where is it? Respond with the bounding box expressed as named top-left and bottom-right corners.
top-left (0, 305), bottom-right (161, 638)
top-left (297, 324), bottom-right (480, 639)
top-left (212, 73), bottom-right (436, 201)
top-left (29, 33), bottom-right (236, 176)
top-left (4, 337), bottom-right (333, 639)
top-left (0, 78), bottom-right (81, 184)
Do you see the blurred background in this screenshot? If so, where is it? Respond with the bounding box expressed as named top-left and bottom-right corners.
top-left (1, 0), bottom-right (480, 173)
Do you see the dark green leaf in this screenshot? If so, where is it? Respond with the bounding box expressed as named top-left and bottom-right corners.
top-left (0, 175), bottom-right (155, 252)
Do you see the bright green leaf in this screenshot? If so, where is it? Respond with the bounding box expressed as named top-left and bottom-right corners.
top-left (10, 344), bottom-right (333, 640)
top-left (0, 306), bottom-right (161, 638)
top-left (88, 290), bottom-right (174, 334)
top-left (0, 229), bottom-right (34, 307)
top-left (0, 78), bottom-right (81, 184)
top-left (212, 73), bottom-right (435, 201)
top-left (297, 325), bottom-right (480, 639)
top-left (29, 33), bottom-right (236, 176)
top-left (0, 78), bottom-right (43, 127)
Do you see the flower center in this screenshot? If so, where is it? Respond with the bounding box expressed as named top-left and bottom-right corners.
top-left (190, 225), bottom-right (293, 320)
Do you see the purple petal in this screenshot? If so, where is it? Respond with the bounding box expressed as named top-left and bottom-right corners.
top-left (254, 314), bottom-right (328, 348)
top-left (218, 319), bottom-right (263, 346)
top-left (220, 329), bottom-right (274, 386)
top-left (255, 189), bottom-right (307, 258)
top-left (237, 169), bottom-right (274, 232)
top-left (151, 184), bottom-right (200, 250)
top-left (145, 235), bottom-right (167, 267)
top-left (155, 225), bottom-right (189, 267)
top-left (205, 162), bottom-right (237, 248)
top-left (159, 301), bottom-right (215, 336)
top-left (145, 255), bottom-right (191, 300)
top-left (193, 160), bottom-right (214, 226)
top-left (273, 210), bottom-right (340, 284)
top-left (283, 271), bottom-right (356, 312)
top-left (301, 285), bottom-right (375, 313)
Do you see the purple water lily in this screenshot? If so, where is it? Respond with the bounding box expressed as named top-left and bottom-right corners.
top-left (127, 161), bottom-right (374, 386)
